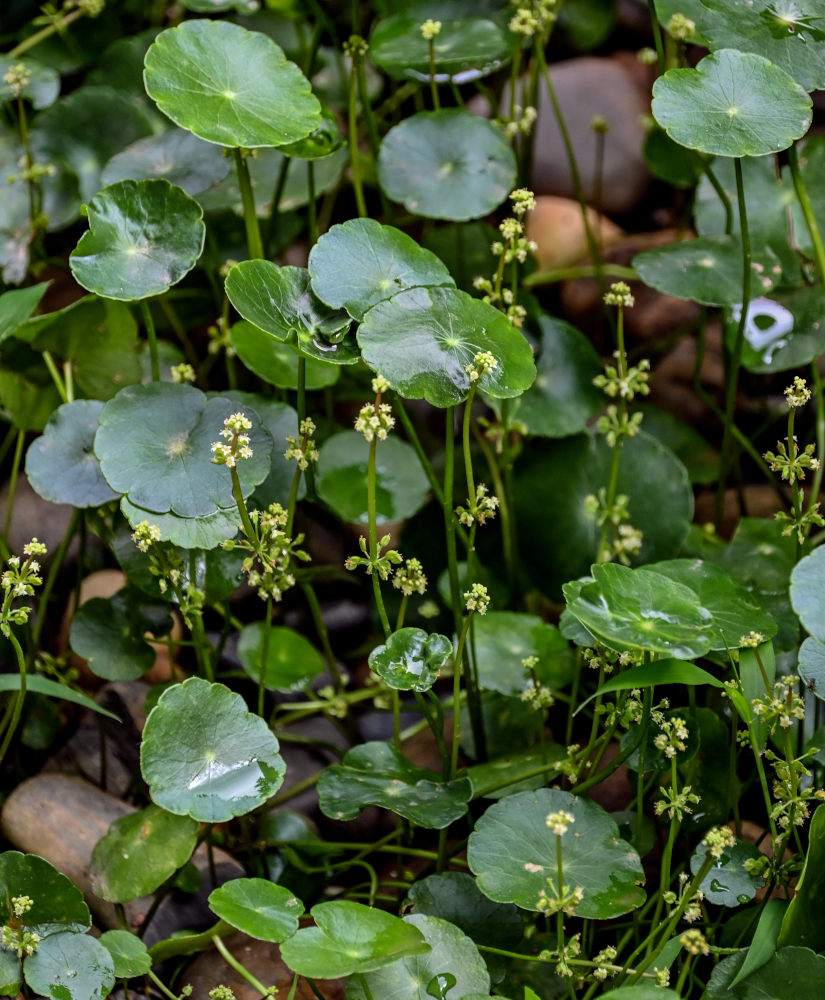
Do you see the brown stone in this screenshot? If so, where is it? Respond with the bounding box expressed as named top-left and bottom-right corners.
top-left (694, 486), bottom-right (785, 538)
top-left (181, 932), bottom-right (346, 1000)
top-left (525, 196), bottom-right (623, 271)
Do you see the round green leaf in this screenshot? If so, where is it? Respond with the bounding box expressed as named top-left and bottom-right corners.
top-left (24, 932), bottom-right (114, 1000)
top-left (515, 431), bottom-right (693, 597)
top-left (633, 236), bottom-right (781, 306)
top-left (0, 949), bottom-right (21, 997)
top-left (791, 545), bottom-right (825, 641)
top-left (140, 677), bottom-right (285, 822)
top-left (101, 128), bottom-right (231, 195)
top-left (799, 637), bottom-right (825, 701)
top-left (468, 788), bottom-right (645, 917)
top-left (0, 56), bottom-right (59, 109)
top-left (378, 110), bottom-right (516, 220)
top-left (70, 179), bottom-right (205, 301)
top-left (308, 218), bottom-right (455, 321)
top-left (231, 321), bottom-right (339, 390)
top-left (316, 431), bottom-right (430, 524)
top-left (26, 400), bottom-right (119, 508)
top-left (563, 563), bottom-right (715, 659)
top-left (90, 804), bottom-right (199, 902)
top-left (705, 946), bottom-right (825, 1000)
top-left (348, 914), bottom-right (490, 1000)
top-left (208, 878), bottom-right (303, 942)
top-left (370, 14), bottom-right (512, 82)
top-left (120, 497), bottom-right (240, 550)
top-left (358, 286), bottom-right (536, 407)
top-left (69, 588), bottom-right (172, 681)
top-left (237, 623), bottom-right (326, 693)
top-left (0, 852), bottom-right (90, 935)
top-left (318, 741), bottom-right (472, 828)
top-left (473, 612), bottom-right (575, 696)
top-left (651, 49), bottom-right (811, 156)
top-left (645, 558), bottom-right (776, 650)
top-left (98, 931), bottom-right (151, 979)
top-left (225, 262), bottom-right (357, 364)
top-left (279, 900), bottom-right (429, 979)
top-left (368, 628), bottom-right (452, 692)
top-left (502, 316), bottom-right (603, 438)
top-left (143, 20), bottom-right (321, 148)
top-left (95, 383), bottom-right (273, 517)
top-left (696, 0), bottom-right (825, 92)
top-left (690, 839), bottom-right (762, 907)
top-left (739, 288), bottom-right (825, 374)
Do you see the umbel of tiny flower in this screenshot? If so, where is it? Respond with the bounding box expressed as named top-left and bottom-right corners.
top-left (785, 375), bottom-right (811, 408)
top-left (170, 363), bottom-right (196, 384)
top-left (346, 534), bottom-right (403, 580)
top-left (2, 63), bottom-right (31, 98)
top-left (420, 17), bottom-right (441, 38)
top-left (603, 281), bottom-right (634, 308)
top-left (222, 502), bottom-right (309, 603)
top-left (465, 351), bottom-right (498, 383)
top-left (131, 520), bottom-right (161, 552)
top-left (680, 929), bottom-right (709, 956)
top-left (752, 675), bottom-right (806, 732)
top-left (739, 630), bottom-right (765, 648)
top-left (354, 379), bottom-right (395, 442)
top-left (1, 539), bottom-right (46, 635)
top-left (464, 582), bottom-right (490, 615)
top-left (211, 412), bottom-right (253, 467)
top-left (392, 557), bottom-right (428, 596)
top-left (667, 12), bottom-right (696, 40)
top-left (284, 417), bottom-right (320, 471)
top-left (209, 987), bottom-right (237, 1000)
top-left (702, 825), bottom-right (736, 860)
top-left (456, 483), bottom-right (500, 527)
top-left (546, 809), bottom-right (575, 836)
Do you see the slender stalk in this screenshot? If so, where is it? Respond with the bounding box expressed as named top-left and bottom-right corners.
top-left (0, 632), bottom-right (27, 767)
top-left (233, 148), bottom-right (264, 260)
top-left (3, 430), bottom-right (25, 543)
top-left (428, 38), bottom-right (440, 110)
top-left (9, 7), bottom-right (87, 58)
top-left (443, 408), bottom-right (462, 635)
top-left (348, 53), bottom-right (368, 218)
top-left (646, 0), bottom-right (666, 76)
top-left (41, 351), bottom-right (68, 404)
top-left (300, 582), bottom-right (345, 695)
top-left (140, 300), bottom-right (160, 382)
top-left (450, 613), bottom-right (474, 776)
top-left (211, 936), bottom-right (272, 997)
top-left (810, 361), bottom-right (825, 510)
top-left (31, 508), bottom-right (80, 651)
top-left (715, 158), bottom-right (751, 530)
top-left (230, 466), bottom-right (256, 539)
top-left (699, 159), bottom-right (734, 235)
top-left (367, 437), bottom-right (391, 637)
top-left (788, 142), bottom-right (825, 281)
top-left (258, 597), bottom-right (272, 717)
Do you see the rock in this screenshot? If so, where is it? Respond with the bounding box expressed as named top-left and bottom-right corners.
top-left (1, 773), bottom-right (244, 946)
top-left (522, 56), bottom-right (651, 215)
top-left (694, 486), bottom-right (784, 539)
top-left (0, 477), bottom-right (74, 558)
top-left (525, 196), bottom-right (623, 270)
top-left (182, 932), bottom-right (346, 1000)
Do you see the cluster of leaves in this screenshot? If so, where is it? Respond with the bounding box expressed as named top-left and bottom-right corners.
top-left (3, 1), bottom-right (825, 1000)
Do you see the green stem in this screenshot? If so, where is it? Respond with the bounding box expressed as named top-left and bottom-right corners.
top-left (788, 142), bottom-right (825, 281)
top-left (450, 613), bottom-right (474, 776)
top-left (41, 351), bottom-right (68, 404)
top-left (715, 157), bottom-right (751, 531)
top-left (9, 7), bottom-right (86, 58)
top-left (810, 361), bottom-right (825, 511)
top-left (233, 148), bottom-right (264, 260)
top-left (462, 385), bottom-right (478, 508)
top-left (367, 437), bottom-right (391, 637)
top-left (140, 299), bottom-right (160, 382)
top-left (230, 466), bottom-right (256, 540)
top-left (30, 508), bottom-right (81, 652)
top-left (443, 407), bottom-right (462, 635)
top-left (348, 54), bottom-right (368, 218)
top-left (428, 38), bottom-right (440, 109)
top-left (258, 597), bottom-right (272, 717)
top-left (3, 430), bottom-right (25, 544)
top-left (0, 632), bottom-right (27, 767)
top-left (646, 0), bottom-right (666, 76)
top-left (699, 159), bottom-right (734, 235)
top-left (300, 581), bottom-right (345, 695)
top-left (307, 160), bottom-right (317, 246)
top-left (147, 971), bottom-right (180, 1000)
top-left (211, 936), bottom-right (272, 997)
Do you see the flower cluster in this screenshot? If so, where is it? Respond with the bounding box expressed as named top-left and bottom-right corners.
top-left (464, 583), bottom-right (490, 615)
top-left (1, 540), bottom-right (46, 635)
top-left (211, 412), bottom-right (253, 468)
top-left (354, 377), bottom-right (395, 443)
top-left (499, 105), bottom-right (538, 140)
top-left (509, 0), bottom-right (558, 37)
top-left (456, 483), bottom-right (500, 527)
top-left (392, 558), bottom-right (428, 597)
top-left (0, 924), bottom-right (39, 958)
top-left (653, 716), bottom-right (689, 759)
top-left (603, 281), bottom-right (634, 308)
top-left (585, 490), bottom-right (643, 564)
top-left (702, 825), bottom-right (736, 860)
top-left (345, 534), bottom-right (402, 580)
top-left (786, 375), bottom-right (812, 408)
top-left (131, 520), bottom-right (161, 552)
top-left (209, 987), bottom-right (237, 1000)
top-left (767, 749), bottom-right (825, 830)
top-left (223, 503), bottom-right (309, 602)
top-left (593, 354), bottom-right (650, 401)
top-left (170, 363), bottom-right (196, 384)
top-left (662, 872), bottom-right (704, 924)
top-left (420, 18), bottom-right (441, 39)
top-left (752, 676), bottom-right (806, 731)
top-left (764, 437), bottom-right (819, 485)
top-left (537, 879), bottom-right (583, 917)
top-left (284, 418), bottom-right (320, 471)
top-left (546, 810), bottom-right (574, 836)
top-left (654, 783), bottom-right (700, 822)
top-left (667, 12), bottom-right (696, 40)
top-left (2, 63), bottom-right (31, 98)
top-left (473, 189), bottom-right (537, 327)
top-left (465, 351), bottom-right (498, 383)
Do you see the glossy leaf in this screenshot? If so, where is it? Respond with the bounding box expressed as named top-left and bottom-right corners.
top-left (633, 236), bottom-right (781, 306)
top-left (69, 588), bottom-right (172, 682)
top-left (473, 612), bottom-right (574, 696)
top-left (369, 14), bottom-right (512, 82)
top-left (70, 179), bottom-right (205, 301)
top-left (466, 746), bottom-right (565, 799)
top-left (208, 878), bottom-right (303, 942)
top-left (576, 658), bottom-right (724, 715)
top-left (705, 946), bottom-right (825, 1000)
top-left (95, 384), bottom-right (273, 517)
top-left (651, 49), bottom-right (811, 157)
top-left (143, 20), bottom-right (321, 148)
top-left (348, 914), bottom-right (490, 1000)
top-left (358, 286), bottom-right (535, 406)
top-left (368, 628), bottom-right (452, 692)
top-left (318, 741), bottom-right (472, 828)
top-left (224, 262), bottom-right (356, 364)
top-left (515, 431), bottom-right (693, 597)
top-left (101, 128), bottom-right (231, 195)
top-left (90, 805), bottom-right (199, 902)
top-left (0, 949), bottom-right (21, 997)
top-left (791, 545), bottom-right (825, 641)
top-left (504, 316), bottom-right (603, 438)
top-left (690, 839), bottom-right (762, 906)
top-left (308, 218), bottom-right (455, 321)
top-left (26, 400), bottom-right (119, 509)
top-left (739, 288), bottom-right (825, 375)
top-left (646, 558), bottom-right (776, 649)
top-left (98, 931), bottom-right (152, 979)
top-left (468, 789), bottom-right (645, 917)
top-left (237, 623), bottom-right (326, 693)
top-left (0, 675), bottom-right (119, 722)
top-left (778, 803), bottom-right (825, 950)
top-left (24, 932), bottom-right (114, 1000)
top-left (378, 110), bottom-right (516, 220)
top-left (563, 563), bottom-right (715, 659)
top-left (0, 853), bottom-right (90, 935)
top-left (120, 497), bottom-right (240, 550)
top-left (799, 637), bottom-right (825, 701)
top-left (231, 321), bottom-right (339, 391)
top-left (730, 899), bottom-right (787, 988)
top-left (0, 283), bottom-right (48, 346)
top-left (279, 900), bottom-right (429, 978)
top-left (140, 677), bottom-right (286, 822)
top-left (316, 431), bottom-right (430, 524)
